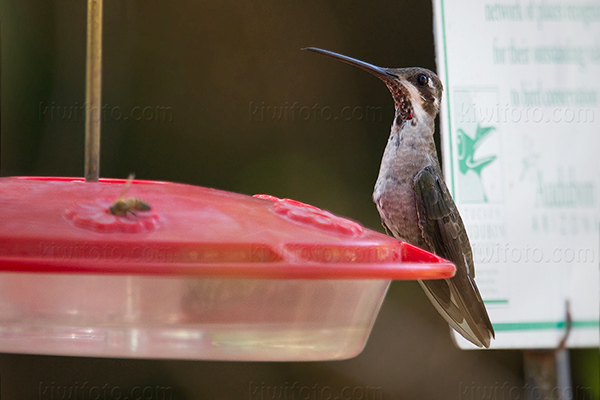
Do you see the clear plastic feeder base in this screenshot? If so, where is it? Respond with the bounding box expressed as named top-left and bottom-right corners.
top-left (0, 273), bottom-right (389, 361)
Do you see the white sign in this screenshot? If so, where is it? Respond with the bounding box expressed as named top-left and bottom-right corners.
top-left (433, 0), bottom-right (600, 349)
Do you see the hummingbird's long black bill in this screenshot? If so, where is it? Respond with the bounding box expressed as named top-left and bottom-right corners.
top-left (303, 47), bottom-right (398, 82)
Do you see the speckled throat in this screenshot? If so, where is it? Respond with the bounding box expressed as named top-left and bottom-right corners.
top-left (387, 82), bottom-right (414, 124)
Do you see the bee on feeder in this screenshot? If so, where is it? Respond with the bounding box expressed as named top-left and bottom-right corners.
top-left (109, 174), bottom-right (151, 217)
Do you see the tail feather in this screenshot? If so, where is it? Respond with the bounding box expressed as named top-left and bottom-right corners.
top-left (419, 275), bottom-right (494, 348)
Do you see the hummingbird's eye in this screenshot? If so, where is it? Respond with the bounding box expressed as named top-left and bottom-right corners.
top-left (417, 74), bottom-right (428, 86)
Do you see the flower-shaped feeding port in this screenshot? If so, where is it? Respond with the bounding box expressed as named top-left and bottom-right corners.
top-left (64, 198), bottom-right (160, 234)
top-left (254, 195), bottom-right (364, 237)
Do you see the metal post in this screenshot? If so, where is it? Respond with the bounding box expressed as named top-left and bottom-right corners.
top-left (524, 349), bottom-right (573, 400)
top-left (524, 303), bottom-right (573, 400)
top-left (84, 0), bottom-right (103, 182)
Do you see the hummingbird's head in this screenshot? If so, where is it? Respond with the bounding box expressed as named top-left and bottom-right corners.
top-left (304, 47), bottom-right (443, 125)
top-left (387, 67), bottom-right (443, 119)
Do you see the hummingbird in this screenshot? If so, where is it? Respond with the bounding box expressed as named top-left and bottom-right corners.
top-left (304, 47), bottom-right (495, 348)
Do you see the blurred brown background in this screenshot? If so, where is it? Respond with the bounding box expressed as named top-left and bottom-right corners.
top-left (1, 1), bottom-right (597, 399)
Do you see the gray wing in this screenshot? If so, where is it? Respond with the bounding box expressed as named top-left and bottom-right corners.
top-left (413, 166), bottom-right (495, 348)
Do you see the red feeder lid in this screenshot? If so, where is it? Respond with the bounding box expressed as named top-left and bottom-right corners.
top-left (0, 177), bottom-right (455, 279)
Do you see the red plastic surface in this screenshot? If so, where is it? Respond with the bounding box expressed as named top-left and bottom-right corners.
top-left (253, 195), bottom-right (364, 237)
top-left (0, 177), bottom-right (455, 279)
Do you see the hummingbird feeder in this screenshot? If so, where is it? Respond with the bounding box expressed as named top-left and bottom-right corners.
top-left (0, 0), bottom-right (455, 361)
